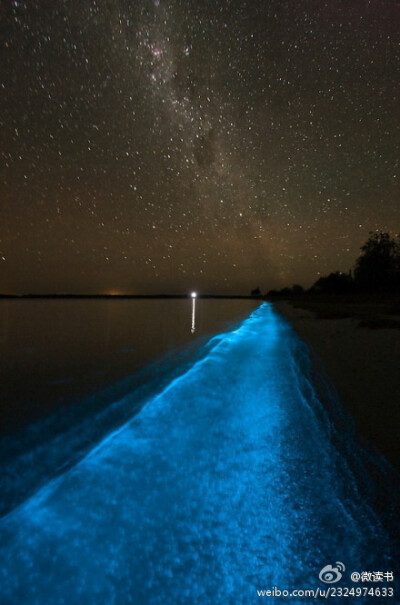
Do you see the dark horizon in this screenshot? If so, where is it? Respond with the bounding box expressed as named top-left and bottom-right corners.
top-left (0, 292), bottom-right (255, 299)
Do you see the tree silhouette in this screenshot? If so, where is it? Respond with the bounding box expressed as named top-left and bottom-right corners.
top-left (291, 284), bottom-right (304, 295)
top-left (354, 232), bottom-right (400, 292)
top-left (311, 271), bottom-right (353, 294)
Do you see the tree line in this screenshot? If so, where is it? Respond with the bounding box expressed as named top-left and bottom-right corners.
top-left (263, 232), bottom-right (400, 297)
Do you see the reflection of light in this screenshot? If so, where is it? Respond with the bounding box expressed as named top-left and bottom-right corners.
top-left (191, 292), bottom-right (197, 298)
top-left (191, 296), bottom-right (196, 333)
top-left (0, 304), bottom-right (394, 602)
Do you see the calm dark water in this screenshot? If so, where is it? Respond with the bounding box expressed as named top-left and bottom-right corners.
top-left (0, 298), bottom-right (257, 432)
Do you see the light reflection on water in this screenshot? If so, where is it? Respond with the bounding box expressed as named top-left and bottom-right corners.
top-left (0, 298), bottom-right (257, 516)
top-left (0, 303), bottom-right (397, 604)
top-left (191, 296), bottom-right (196, 333)
top-left (0, 298), bottom-right (256, 432)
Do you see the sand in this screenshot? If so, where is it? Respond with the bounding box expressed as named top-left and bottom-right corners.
top-left (274, 301), bottom-right (400, 471)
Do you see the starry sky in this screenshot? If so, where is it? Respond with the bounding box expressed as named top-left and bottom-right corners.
top-left (1, 0), bottom-right (399, 295)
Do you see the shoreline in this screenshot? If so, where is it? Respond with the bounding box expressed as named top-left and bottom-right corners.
top-left (274, 301), bottom-right (400, 471)
top-left (0, 294), bottom-right (257, 300)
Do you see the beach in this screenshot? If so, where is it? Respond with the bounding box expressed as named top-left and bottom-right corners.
top-left (275, 300), bottom-right (400, 471)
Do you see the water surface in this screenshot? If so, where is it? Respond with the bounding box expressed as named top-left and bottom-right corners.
top-left (0, 303), bottom-right (397, 604)
top-left (0, 298), bottom-right (256, 431)
top-left (0, 298), bottom-right (257, 515)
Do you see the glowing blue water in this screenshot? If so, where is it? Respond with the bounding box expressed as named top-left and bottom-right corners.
top-left (0, 304), bottom-right (397, 604)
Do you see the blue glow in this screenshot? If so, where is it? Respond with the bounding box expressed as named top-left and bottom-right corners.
top-left (0, 304), bottom-right (397, 604)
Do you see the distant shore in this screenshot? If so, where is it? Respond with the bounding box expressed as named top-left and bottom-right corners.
top-left (275, 298), bottom-right (400, 471)
top-left (0, 294), bottom-right (256, 300)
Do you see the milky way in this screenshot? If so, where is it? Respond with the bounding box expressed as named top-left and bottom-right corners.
top-left (1, 0), bottom-right (399, 294)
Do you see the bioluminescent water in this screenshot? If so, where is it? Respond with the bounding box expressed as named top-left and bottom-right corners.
top-left (0, 304), bottom-right (397, 604)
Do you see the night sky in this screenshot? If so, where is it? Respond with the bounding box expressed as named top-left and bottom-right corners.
top-left (1, 0), bottom-right (399, 295)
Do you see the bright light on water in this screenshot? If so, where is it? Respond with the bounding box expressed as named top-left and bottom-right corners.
top-left (191, 296), bottom-right (196, 333)
top-left (191, 291), bottom-right (197, 298)
top-left (0, 304), bottom-right (396, 604)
